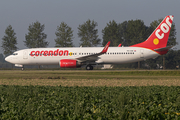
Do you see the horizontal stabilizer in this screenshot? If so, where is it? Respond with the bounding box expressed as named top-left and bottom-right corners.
top-left (154, 46), bottom-right (173, 52)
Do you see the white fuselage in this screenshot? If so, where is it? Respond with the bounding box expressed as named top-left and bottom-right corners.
top-left (5, 47), bottom-right (159, 66)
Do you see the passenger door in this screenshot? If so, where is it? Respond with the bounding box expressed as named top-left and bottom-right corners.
top-left (23, 50), bottom-right (28, 59)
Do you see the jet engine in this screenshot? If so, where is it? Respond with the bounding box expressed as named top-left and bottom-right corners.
top-left (59, 59), bottom-right (81, 68)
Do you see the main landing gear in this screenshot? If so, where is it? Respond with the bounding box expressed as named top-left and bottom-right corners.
top-left (86, 65), bottom-right (93, 70)
top-left (21, 65), bottom-right (24, 71)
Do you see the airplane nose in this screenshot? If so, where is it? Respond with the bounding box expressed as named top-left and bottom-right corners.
top-left (5, 56), bottom-right (11, 63)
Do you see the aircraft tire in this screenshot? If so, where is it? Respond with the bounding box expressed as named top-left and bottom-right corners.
top-left (86, 65), bottom-right (93, 70)
top-left (90, 66), bottom-right (93, 70)
top-left (21, 66), bottom-right (24, 71)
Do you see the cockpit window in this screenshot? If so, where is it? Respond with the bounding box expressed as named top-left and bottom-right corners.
top-left (13, 53), bottom-right (18, 55)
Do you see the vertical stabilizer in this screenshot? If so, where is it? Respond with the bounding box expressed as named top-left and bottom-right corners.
top-left (131, 15), bottom-right (174, 51)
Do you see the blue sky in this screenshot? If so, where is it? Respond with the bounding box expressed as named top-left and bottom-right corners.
top-left (0, 0), bottom-right (179, 53)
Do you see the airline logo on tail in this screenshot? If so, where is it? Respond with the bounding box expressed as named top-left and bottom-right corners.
top-left (131, 15), bottom-right (174, 51)
top-left (154, 16), bottom-right (173, 45)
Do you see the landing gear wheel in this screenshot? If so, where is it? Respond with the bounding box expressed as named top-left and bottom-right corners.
top-left (21, 66), bottom-right (24, 71)
top-left (90, 66), bottom-right (93, 70)
top-left (86, 65), bottom-right (93, 70)
top-left (86, 65), bottom-right (91, 70)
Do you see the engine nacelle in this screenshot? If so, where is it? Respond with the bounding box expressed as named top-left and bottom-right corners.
top-left (60, 59), bottom-right (80, 68)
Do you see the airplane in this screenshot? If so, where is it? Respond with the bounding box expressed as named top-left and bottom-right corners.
top-left (5, 15), bottom-right (174, 70)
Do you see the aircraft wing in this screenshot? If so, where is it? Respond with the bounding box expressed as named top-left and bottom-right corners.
top-left (76, 41), bottom-right (110, 62)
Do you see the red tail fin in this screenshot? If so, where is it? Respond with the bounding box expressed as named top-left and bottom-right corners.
top-left (131, 15), bottom-right (174, 50)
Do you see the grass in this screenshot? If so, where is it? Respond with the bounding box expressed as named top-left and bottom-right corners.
top-left (0, 70), bottom-right (180, 86)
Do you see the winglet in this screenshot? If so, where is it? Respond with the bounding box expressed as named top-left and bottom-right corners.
top-left (101, 41), bottom-right (110, 53)
top-left (118, 44), bottom-right (122, 47)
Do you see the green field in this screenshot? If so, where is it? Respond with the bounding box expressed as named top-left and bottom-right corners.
top-left (0, 70), bottom-right (180, 119)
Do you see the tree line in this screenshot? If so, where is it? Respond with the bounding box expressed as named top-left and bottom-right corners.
top-left (0, 18), bottom-right (179, 69)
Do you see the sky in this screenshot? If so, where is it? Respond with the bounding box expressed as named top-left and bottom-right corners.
top-left (0, 0), bottom-right (180, 54)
